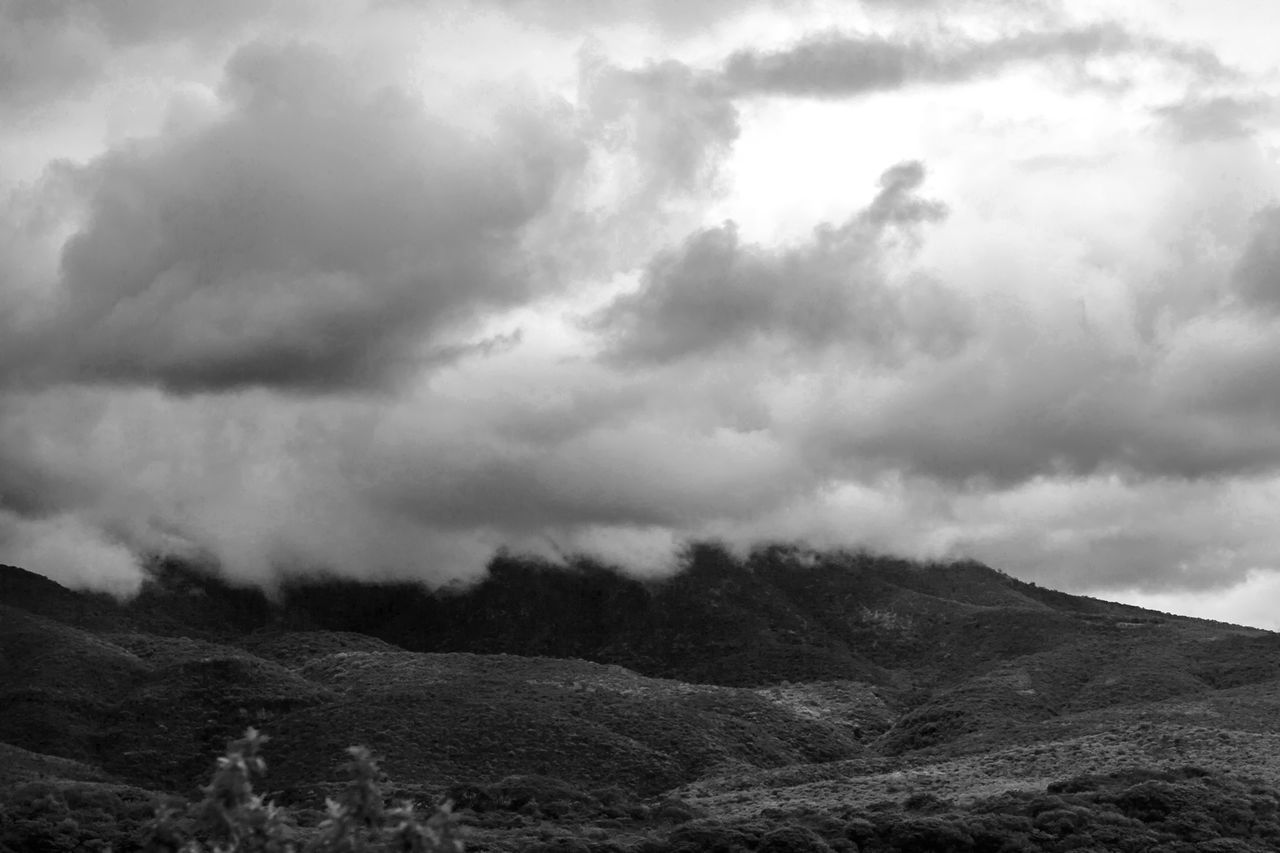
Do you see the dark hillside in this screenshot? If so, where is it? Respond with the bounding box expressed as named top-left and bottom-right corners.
top-left (0, 606), bottom-right (149, 761)
top-left (0, 564), bottom-right (126, 630)
top-left (2, 545), bottom-right (1263, 692)
top-left (6, 550), bottom-right (1280, 852)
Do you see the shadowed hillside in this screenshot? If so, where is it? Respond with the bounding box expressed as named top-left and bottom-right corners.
top-left (7, 544), bottom-right (1256, 690)
top-left (5, 548), bottom-right (1280, 851)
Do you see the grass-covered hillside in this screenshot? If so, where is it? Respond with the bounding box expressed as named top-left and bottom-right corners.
top-left (5, 547), bottom-right (1280, 851)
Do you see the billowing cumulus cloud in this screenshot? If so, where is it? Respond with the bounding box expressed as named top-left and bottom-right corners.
top-left (5, 40), bottom-right (582, 393)
top-left (590, 161), bottom-right (964, 364)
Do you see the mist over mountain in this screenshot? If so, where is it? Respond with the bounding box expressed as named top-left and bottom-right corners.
top-left (2, 543), bottom-right (1231, 688)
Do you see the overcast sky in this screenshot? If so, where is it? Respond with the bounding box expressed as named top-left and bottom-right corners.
top-left (3, 0), bottom-right (1280, 627)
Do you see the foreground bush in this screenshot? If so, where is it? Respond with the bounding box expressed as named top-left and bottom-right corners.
top-left (145, 728), bottom-right (463, 853)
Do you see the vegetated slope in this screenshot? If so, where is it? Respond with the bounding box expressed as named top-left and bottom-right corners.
top-left (8, 543), bottom-right (1245, 690)
top-left (3, 549), bottom-right (1276, 765)
top-left (0, 605), bottom-right (150, 761)
top-left (262, 650), bottom-right (885, 799)
top-left (0, 742), bottom-right (114, 787)
top-left (7, 548), bottom-right (1280, 850)
top-left (279, 543), bottom-right (1267, 692)
top-left (0, 598), bottom-right (888, 798)
top-left (670, 767), bottom-right (1280, 853)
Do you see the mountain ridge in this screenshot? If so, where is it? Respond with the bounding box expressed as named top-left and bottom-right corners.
top-left (4, 544), bottom-right (1259, 690)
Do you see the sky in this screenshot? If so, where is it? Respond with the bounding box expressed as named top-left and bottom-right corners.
top-left (3, 1), bottom-right (1280, 627)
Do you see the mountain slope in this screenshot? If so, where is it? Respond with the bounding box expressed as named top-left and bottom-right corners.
top-left (8, 544), bottom-right (1249, 690)
top-left (4, 548), bottom-right (1280, 852)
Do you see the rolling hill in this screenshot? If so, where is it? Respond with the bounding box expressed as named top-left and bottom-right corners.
top-left (5, 546), bottom-right (1280, 851)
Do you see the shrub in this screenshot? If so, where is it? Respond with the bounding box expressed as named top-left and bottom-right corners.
top-left (756, 824), bottom-right (832, 853)
top-left (666, 820), bottom-right (757, 852)
top-left (143, 728), bottom-right (464, 852)
top-left (887, 816), bottom-right (975, 853)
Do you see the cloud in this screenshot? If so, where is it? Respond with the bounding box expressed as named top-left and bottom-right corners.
top-left (1232, 206), bottom-right (1280, 312)
top-left (785, 301), bottom-right (1280, 491)
top-left (721, 22), bottom-right (1232, 98)
top-left (5, 0), bottom-right (276, 45)
top-left (589, 161), bottom-right (964, 364)
top-left (366, 411), bottom-right (805, 533)
top-left (0, 357), bottom-right (808, 587)
top-left (1112, 566), bottom-right (1280, 630)
top-left (937, 474), bottom-right (1280, 593)
top-left (6, 40), bottom-right (583, 393)
top-left (1154, 94), bottom-right (1271, 143)
top-left (580, 56), bottom-right (739, 203)
top-left (555, 55), bottom-right (744, 275)
top-left (696, 471), bottom-right (1280, 595)
top-left (476, 0), bottom-right (801, 34)
top-left (6, 220), bottom-right (1280, 601)
top-left (0, 509), bottom-right (144, 597)
top-left (0, 0), bottom-right (301, 112)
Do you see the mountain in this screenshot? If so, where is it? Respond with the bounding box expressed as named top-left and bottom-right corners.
top-left (5, 547), bottom-right (1280, 851)
top-left (9, 544), bottom-right (1254, 689)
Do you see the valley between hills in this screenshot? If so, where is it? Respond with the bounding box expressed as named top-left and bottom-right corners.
top-left (6, 545), bottom-right (1280, 851)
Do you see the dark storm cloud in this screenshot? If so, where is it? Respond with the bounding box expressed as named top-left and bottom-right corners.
top-left (1154, 94), bottom-right (1270, 143)
top-left (721, 22), bottom-right (1232, 98)
top-left (590, 161), bottom-right (964, 365)
top-left (13, 40), bottom-right (582, 393)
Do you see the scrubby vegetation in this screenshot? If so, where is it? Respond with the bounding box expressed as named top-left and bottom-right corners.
top-left (8, 553), bottom-right (1280, 851)
top-left (0, 779), bottom-right (159, 852)
top-left (474, 766), bottom-right (1280, 852)
top-left (13, 732), bottom-right (1280, 852)
top-left (0, 728), bottom-right (464, 852)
